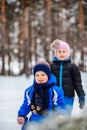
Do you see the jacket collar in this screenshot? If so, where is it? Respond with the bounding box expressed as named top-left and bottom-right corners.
top-left (52, 56), bottom-right (71, 63)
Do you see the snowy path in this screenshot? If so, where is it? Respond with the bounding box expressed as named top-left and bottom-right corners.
top-left (0, 73), bottom-right (87, 130)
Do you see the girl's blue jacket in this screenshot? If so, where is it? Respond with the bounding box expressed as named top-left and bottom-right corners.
top-left (18, 74), bottom-right (65, 122)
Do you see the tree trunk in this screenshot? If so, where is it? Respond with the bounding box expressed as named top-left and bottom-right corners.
top-left (1, 0), bottom-right (6, 75)
top-left (78, 0), bottom-right (85, 71)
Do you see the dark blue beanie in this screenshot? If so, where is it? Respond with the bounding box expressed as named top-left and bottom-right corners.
top-left (33, 63), bottom-right (51, 78)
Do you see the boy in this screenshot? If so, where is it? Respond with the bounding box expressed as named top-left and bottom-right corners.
top-left (17, 61), bottom-right (66, 129)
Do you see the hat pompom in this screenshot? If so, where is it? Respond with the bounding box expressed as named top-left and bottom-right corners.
top-left (50, 39), bottom-right (70, 58)
top-left (50, 39), bottom-right (60, 50)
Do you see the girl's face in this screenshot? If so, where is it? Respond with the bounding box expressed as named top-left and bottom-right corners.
top-left (35, 71), bottom-right (48, 84)
top-left (56, 49), bottom-right (68, 60)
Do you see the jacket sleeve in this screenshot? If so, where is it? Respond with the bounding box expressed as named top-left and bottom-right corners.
top-left (71, 63), bottom-right (85, 97)
top-left (53, 87), bottom-right (65, 115)
top-left (18, 88), bottom-right (32, 117)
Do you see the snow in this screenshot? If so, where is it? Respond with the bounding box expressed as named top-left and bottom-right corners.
top-left (0, 75), bottom-right (33, 130)
top-left (0, 72), bottom-right (87, 130)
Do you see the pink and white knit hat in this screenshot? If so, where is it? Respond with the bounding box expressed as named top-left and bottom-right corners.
top-left (50, 39), bottom-right (70, 58)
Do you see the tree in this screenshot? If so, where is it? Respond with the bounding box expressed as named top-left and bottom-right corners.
top-left (1, 0), bottom-right (6, 75)
top-left (0, 0), bottom-right (87, 76)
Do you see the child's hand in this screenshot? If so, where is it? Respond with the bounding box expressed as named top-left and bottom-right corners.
top-left (36, 106), bottom-right (41, 111)
top-left (79, 96), bottom-right (85, 109)
top-left (17, 116), bottom-right (25, 125)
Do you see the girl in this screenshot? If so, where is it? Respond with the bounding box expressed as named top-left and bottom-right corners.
top-left (50, 39), bottom-right (85, 117)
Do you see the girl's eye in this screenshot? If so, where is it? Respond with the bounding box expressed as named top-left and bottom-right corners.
top-left (63, 51), bottom-right (66, 53)
top-left (58, 51), bottom-right (61, 53)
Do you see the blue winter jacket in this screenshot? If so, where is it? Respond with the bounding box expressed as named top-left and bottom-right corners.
top-left (18, 74), bottom-right (65, 122)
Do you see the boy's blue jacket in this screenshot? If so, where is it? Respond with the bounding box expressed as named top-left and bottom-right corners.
top-left (18, 74), bottom-right (65, 122)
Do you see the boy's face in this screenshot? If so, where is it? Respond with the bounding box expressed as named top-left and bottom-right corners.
top-left (35, 71), bottom-right (48, 84)
top-left (56, 49), bottom-right (68, 60)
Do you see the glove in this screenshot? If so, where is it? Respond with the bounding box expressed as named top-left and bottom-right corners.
top-left (79, 96), bottom-right (85, 109)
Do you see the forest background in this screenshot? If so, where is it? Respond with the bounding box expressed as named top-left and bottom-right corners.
top-left (0, 0), bottom-right (87, 76)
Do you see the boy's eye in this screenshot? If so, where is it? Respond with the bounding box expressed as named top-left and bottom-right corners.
top-left (36, 74), bottom-right (39, 77)
top-left (41, 74), bottom-right (45, 76)
top-left (36, 74), bottom-right (45, 77)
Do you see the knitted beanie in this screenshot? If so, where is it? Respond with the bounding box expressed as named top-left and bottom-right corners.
top-left (33, 61), bottom-right (51, 79)
top-left (50, 39), bottom-right (70, 58)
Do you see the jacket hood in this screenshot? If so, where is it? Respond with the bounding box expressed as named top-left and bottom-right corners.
top-left (47, 73), bottom-right (57, 84)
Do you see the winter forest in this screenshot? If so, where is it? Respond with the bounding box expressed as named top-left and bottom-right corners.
top-left (0, 0), bottom-right (87, 76)
top-left (0, 1), bottom-right (87, 130)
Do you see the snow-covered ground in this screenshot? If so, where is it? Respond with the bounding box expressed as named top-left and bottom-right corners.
top-left (0, 72), bottom-right (87, 130)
